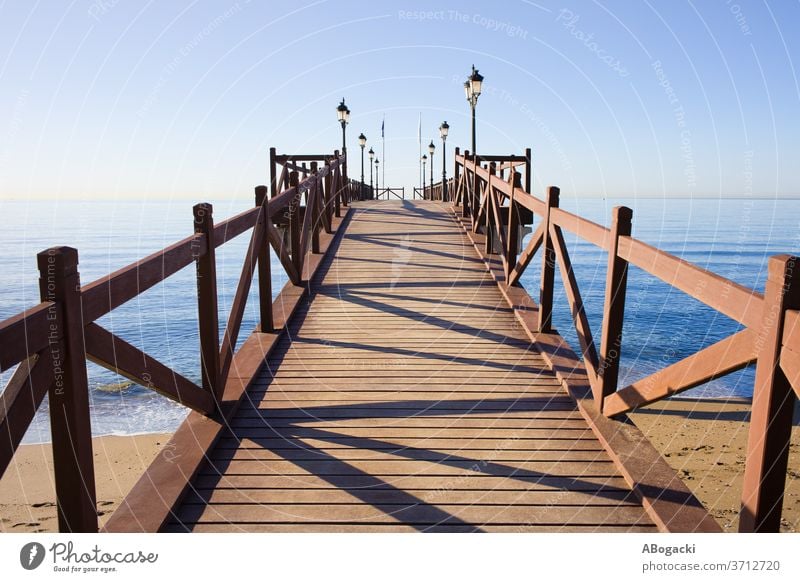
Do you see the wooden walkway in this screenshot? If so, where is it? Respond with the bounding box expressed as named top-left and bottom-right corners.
top-left (166, 201), bottom-right (659, 532)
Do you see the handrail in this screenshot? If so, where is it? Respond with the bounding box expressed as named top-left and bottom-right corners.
top-left (453, 148), bottom-right (799, 533)
top-left (0, 149), bottom-right (349, 532)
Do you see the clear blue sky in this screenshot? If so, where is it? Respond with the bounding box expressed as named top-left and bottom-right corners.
top-left (0, 0), bottom-right (797, 200)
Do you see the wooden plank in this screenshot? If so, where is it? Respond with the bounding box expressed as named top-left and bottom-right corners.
top-left (740, 255), bottom-right (799, 532)
top-left (603, 329), bottom-right (757, 417)
top-left (597, 206), bottom-right (632, 407)
top-left (219, 204), bottom-right (267, 384)
top-left (176, 503), bottom-right (651, 526)
top-left (779, 344), bottom-right (800, 398)
top-left (37, 247), bottom-right (97, 532)
top-left (84, 322), bottom-right (213, 414)
top-left (81, 233), bottom-right (205, 324)
top-left (617, 236), bottom-right (763, 329)
top-left (538, 188), bottom-right (559, 332)
top-left (255, 187), bottom-right (274, 333)
top-left (183, 488), bottom-right (637, 505)
top-left (0, 352), bottom-right (53, 476)
top-left (212, 207), bottom-right (259, 247)
top-left (550, 207), bottom-right (610, 250)
top-left (550, 223), bottom-right (600, 381)
top-left (193, 203), bottom-right (221, 398)
top-left (0, 302), bottom-right (57, 372)
top-left (217, 436), bottom-right (605, 450)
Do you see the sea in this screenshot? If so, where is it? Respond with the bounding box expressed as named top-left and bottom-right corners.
top-left (1, 197), bottom-right (798, 444)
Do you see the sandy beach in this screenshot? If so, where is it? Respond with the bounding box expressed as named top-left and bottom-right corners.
top-left (1, 398), bottom-right (798, 533)
top-left (630, 398), bottom-right (800, 532)
top-left (0, 434), bottom-right (168, 533)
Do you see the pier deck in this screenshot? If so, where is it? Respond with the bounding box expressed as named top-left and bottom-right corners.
top-left (164, 202), bottom-right (679, 532)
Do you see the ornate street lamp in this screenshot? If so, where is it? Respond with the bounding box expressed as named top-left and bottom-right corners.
top-left (336, 98), bottom-right (350, 180)
top-left (368, 147), bottom-right (374, 198)
top-left (358, 132), bottom-right (366, 200)
top-left (421, 154), bottom-right (427, 198)
top-left (428, 140), bottom-right (435, 198)
top-left (439, 121), bottom-right (449, 201)
top-left (464, 65), bottom-right (483, 153)
top-left (374, 158), bottom-right (380, 195)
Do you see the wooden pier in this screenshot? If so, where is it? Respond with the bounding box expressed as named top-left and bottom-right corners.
top-left (1, 148), bottom-right (798, 533)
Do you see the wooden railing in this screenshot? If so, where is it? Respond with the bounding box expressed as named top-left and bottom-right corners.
top-left (374, 187), bottom-right (406, 200)
top-left (451, 150), bottom-right (799, 533)
top-left (0, 150), bottom-right (350, 532)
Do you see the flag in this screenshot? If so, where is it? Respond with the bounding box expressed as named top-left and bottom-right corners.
top-left (381, 118), bottom-right (384, 138)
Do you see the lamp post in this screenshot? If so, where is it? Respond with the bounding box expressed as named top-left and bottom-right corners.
top-left (421, 154), bottom-right (427, 199)
top-left (368, 147), bottom-right (374, 198)
top-left (464, 65), bottom-right (483, 154)
top-left (428, 140), bottom-right (435, 200)
top-left (358, 133), bottom-right (366, 200)
top-left (439, 121), bottom-right (449, 202)
top-left (336, 98), bottom-right (350, 184)
top-left (374, 158), bottom-right (380, 197)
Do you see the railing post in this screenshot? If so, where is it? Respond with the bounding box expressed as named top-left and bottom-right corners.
top-left (323, 158), bottom-right (333, 232)
top-left (524, 147), bottom-right (532, 194)
top-left (471, 155), bottom-right (480, 229)
top-left (506, 171), bottom-right (522, 282)
top-left (484, 162), bottom-right (496, 255)
top-left (453, 147), bottom-right (460, 208)
top-left (253, 189), bottom-right (274, 333)
top-left (310, 161), bottom-right (320, 254)
top-left (289, 171), bottom-right (302, 280)
top-left (36, 246), bottom-right (97, 532)
top-left (269, 147), bottom-right (278, 197)
top-left (462, 150), bottom-right (470, 219)
top-left (193, 203), bottom-right (221, 397)
top-left (740, 254), bottom-right (799, 532)
top-left (538, 186), bottom-right (560, 333)
top-left (597, 206), bottom-right (633, 408)
top-left (333, 150), bottom-right (341, 218)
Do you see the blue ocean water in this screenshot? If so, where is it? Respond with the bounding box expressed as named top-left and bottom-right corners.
top-left (0, 197), bottom-right (797, 443)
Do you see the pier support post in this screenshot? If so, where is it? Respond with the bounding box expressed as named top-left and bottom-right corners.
top-left (193, 203), bottom-right (222, 397)
top-left (506, 171), bottom-right (522, 281)
top-left (37, 246), bottom-right (97, 532)
top-left (269, 147), bottom-right (278, 197)
top-left (740, 254), bottom-right (799, 532)
top-left (538, 186), bottom-right (560, 333)
top-left (462, 151), bottom-right (471, 219)
top-left (254, 188), bottom-right (274, 332)
top-left (597, 206), bottom-right (632, 408)
top-left (485, 162), bottom-right (496, 255)
top-left (524, 147), bottom-right (532, 194)
top-left (323, 157), bottom-right (333, 232)
top-left (310, 162), bottom-right (320, 254)
top-left (288, 171), bottom-right (302, 279)
top-left (334, 150), bottom-right (341, 218)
